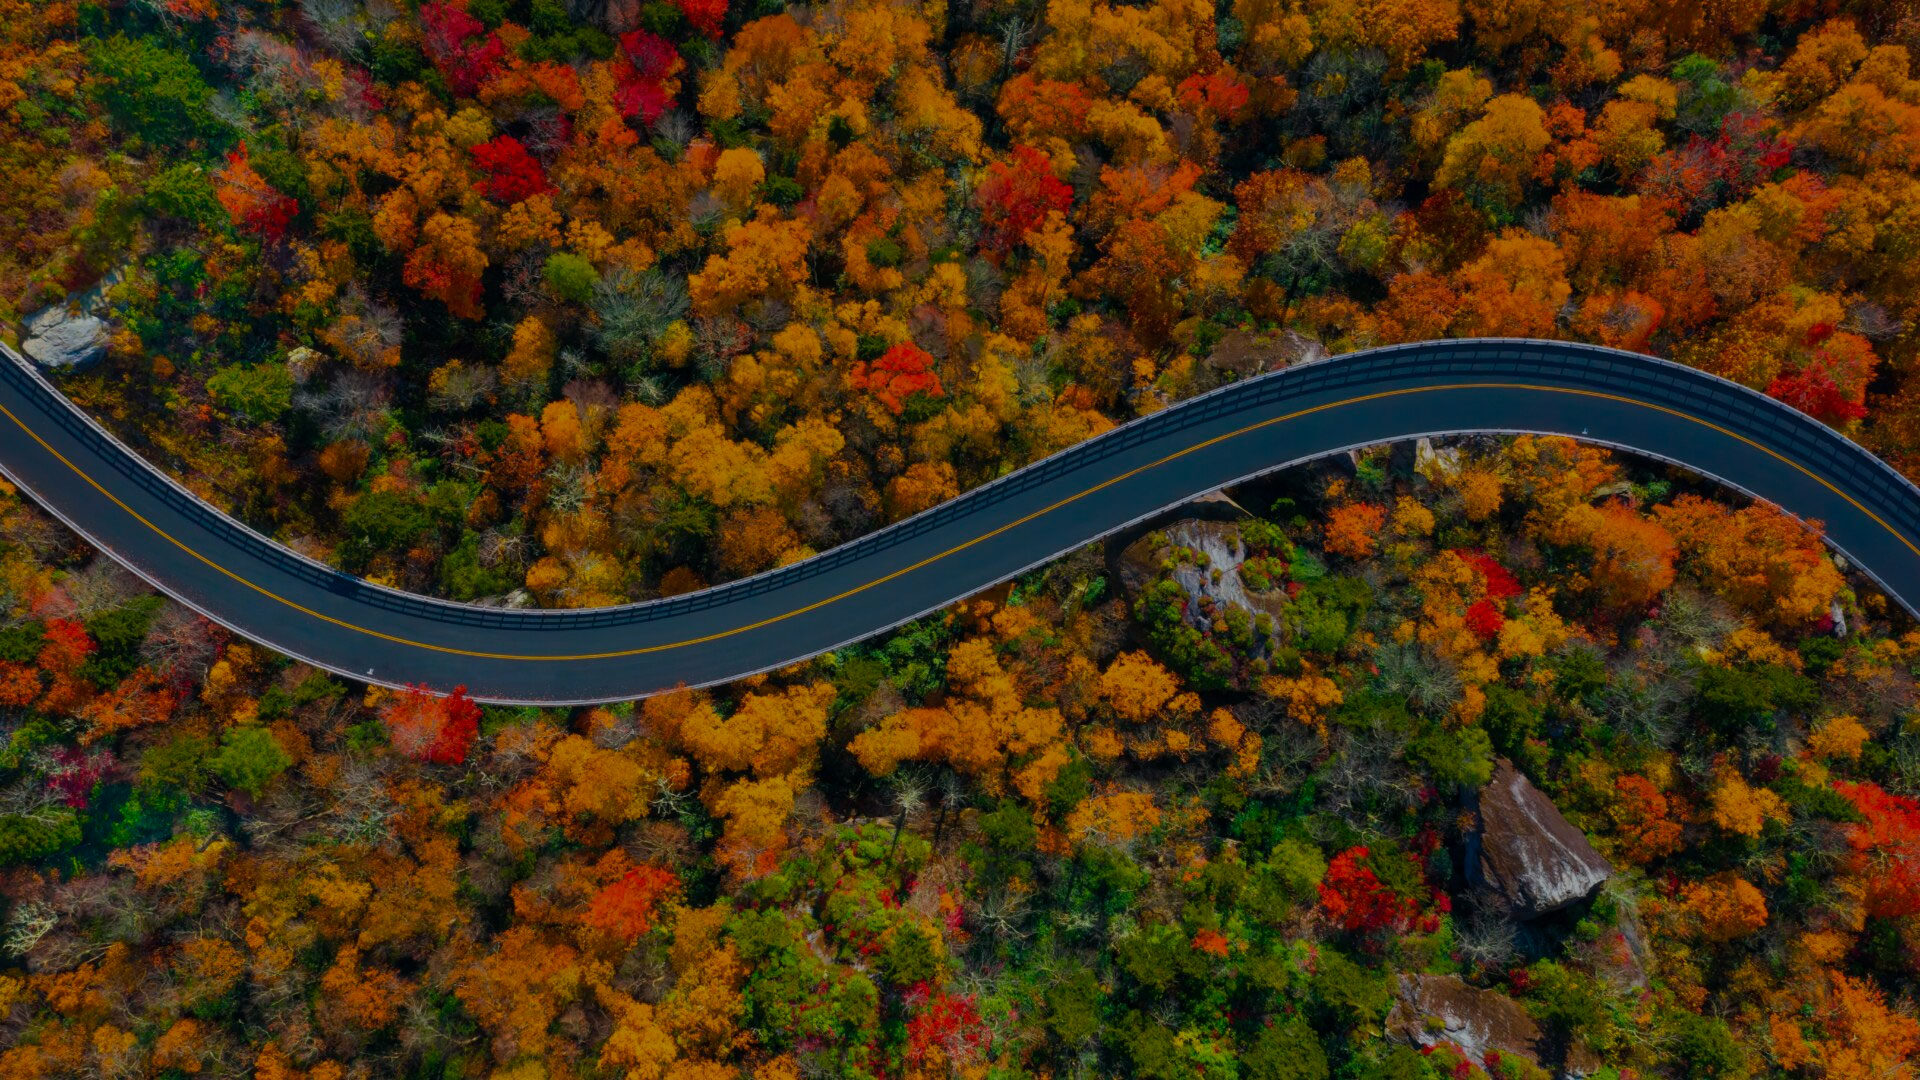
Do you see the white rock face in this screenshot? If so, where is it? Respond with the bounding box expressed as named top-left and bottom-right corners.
top-left (1113, 514), bottom-right (1289, 647)
top-left (21, 305), bottom-right (109, 369)
top-left (1470, 759), bottom-right (1613, 919)
top-left (19, 270), bottom-right (121, 371)
top-left (1414, 436), bottom-right (1462, 480)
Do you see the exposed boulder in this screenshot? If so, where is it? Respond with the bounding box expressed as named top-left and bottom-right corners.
top-left (1386, 974), bottom-right (1602, 1074)
top-left (1204, 328), bottom-right (1327, 379)
top-left (474, 588), bottom-right (535, 610)
top-left (19, 305), bottom-right (109, 370)
top-left (1468, 759), bottom-right (1612, 920)
top-left (18, 270), bottom-right (121, 371)
top-left (1415, 436), bottom-right (1462, 479)
top-left (1112, 512), bottom-right (1289, 633)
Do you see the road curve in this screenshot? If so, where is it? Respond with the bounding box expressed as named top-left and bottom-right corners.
top-left (0, 339), bottom-right (1914, 704)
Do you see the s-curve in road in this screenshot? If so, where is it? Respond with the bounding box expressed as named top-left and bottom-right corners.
top-left (1, 339), bottom-right (1917, 704)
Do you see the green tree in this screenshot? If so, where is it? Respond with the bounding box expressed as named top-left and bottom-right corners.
top-left (1309, 948), bottom-right (1392, 1034)
top-left (140, 732), bottom-right (215, 795)
top-left (340, 490), bottom-right (433, 570)
top-left (210, 726), bottom-right (291, 797)
top-left (544, 252), bottom-right (600, 303)
top-left (1244, 1016), bottom-right (1329, 1080)
top-left (86, 34), bottom-right (227, 148)
top-left (0, 809), bottom-right (82, 865)
top-left (143, 163), bottom-right (224, 225)
top-left (207, 363), bottom-right (294, 424)
top-left (1045, 968), bottom-right (1104, 1047)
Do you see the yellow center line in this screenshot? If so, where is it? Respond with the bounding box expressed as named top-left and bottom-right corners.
top-left (0, 381), bottom-right (1912, 664)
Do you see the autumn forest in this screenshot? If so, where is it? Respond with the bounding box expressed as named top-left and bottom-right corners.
top-left (6, 0), bottom-right (1920, 1077)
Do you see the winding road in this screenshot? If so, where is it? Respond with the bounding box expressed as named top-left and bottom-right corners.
top-left (0, 338), bottom-right (1914, 704)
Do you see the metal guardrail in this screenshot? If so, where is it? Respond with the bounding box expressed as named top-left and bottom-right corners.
top-left (6, 338), bottom-right (1918, 635)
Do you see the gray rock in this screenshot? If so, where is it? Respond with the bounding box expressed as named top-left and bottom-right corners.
top-left (1468, 759), bottom-right (1612, 920)
top-left (1113, 514), bottom-right (1289, 641)
top-left (1414, 436), bottom-right (1462, 479)
top-left (1386, 974), bottom-right (1603, 1075)
top-left (1204, 328), bottom-right (1328, 378)
top-left (18, 269), bottom-right (122, 371)
top-left (474, 588), bottom-right (534, 609)
top-left (20, 306), bottom-right (109, 369)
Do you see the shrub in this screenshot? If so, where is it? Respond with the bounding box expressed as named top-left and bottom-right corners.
top-left (544, 251), bottom-right (600, 303)
top-left (210, 727), bottom-right (292, 796)
top-left (206, 363), bottom-right (294, 424)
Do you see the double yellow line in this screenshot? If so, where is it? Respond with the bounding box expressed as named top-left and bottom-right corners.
top-left (0, 381), bottom-right (1912, 664)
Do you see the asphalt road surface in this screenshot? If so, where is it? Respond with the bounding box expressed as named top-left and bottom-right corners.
top-left (0, 339), bottom-right (1914, 704)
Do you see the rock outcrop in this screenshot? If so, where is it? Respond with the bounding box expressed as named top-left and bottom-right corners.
top-left (20, 305), bottom-right (108, 369)
top-left (18, 270), bottom-right (120, 371)
top-left (1468, 759), bottom-right (1612, 919)
top-left (1204, 328), bottom-right (1327, 378)
top-left (1575, 904), bottom-right (1651, 990)
top-left (1112, 510), bottom-right (1289, 633)
top-left (1386, 974), bottom-right (1601, 1074)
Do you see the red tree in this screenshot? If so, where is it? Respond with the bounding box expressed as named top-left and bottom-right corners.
top-left (1768, 357), bottom-right (1868, 424)
top-left (419, 2), bottom-right (507, 98)
top-left (614, 30), bottom-right (680, 124)
top-left (975, 145), bottom-right (1074, 259)
top-left (382, 684), bottom-right (482, 764)
top-left (674, 0), bottom-right (727, 37)
top-left (1464, 599), bottom-right (1505, 639)
top-left (39, 618), bottom-right (96, 677)
top-left (1176, 70), bottom-right (1250, 121)
top-left (1638, 113), bottom-right (1792, 212)
top-left (471, 136), bottom-right (551, 203)
top-left (1834, 781), bottom-right (1920, 919)
top-left (1455, 550), bottom-right (1522, 600)
top-left (215, 143), bottom-right (299, 240)
top-left (849, 343), bottom-right (945, 415)
top-left (905, 986), bottom-right (990, 1070)
top-left (584, 865), bottom-right (680, 942)
top-left (1319, 846), bottom-right (1416, 932)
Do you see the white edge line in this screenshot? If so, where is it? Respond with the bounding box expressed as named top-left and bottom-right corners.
top-left (2, 337), bottom-right (1910, 704)
top-left (3, 423), bottom-right (1889, 708)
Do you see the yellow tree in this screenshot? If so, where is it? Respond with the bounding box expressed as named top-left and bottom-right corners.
top-left (1435, 94), bottom-right (1551, 211)
top-left (675, 682), bottom-right (833, 778)
top-left (1541, 501), bottom-right (1677, 612)
top-left (687, 207), bottom-right (811, 316)
top-left (849, 637), bottom-right (1069, 803)
top-left (1654, 495), bottom-right (1846, 625)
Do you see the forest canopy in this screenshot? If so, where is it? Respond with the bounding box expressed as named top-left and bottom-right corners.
top-left (5, 0), bottom-right (1920, 1078)
top-left (5, 0), bottom-right (1920, 604)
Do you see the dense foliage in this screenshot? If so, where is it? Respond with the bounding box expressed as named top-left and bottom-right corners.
top-left (7, 1), bottom-right (1920, 1077)
top-left (4, 0), bottom-right (1920, 603)
top-left (1, 435), bottom-right (1919, 1079)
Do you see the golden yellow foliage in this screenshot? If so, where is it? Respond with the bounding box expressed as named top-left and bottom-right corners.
top-left (1708, 765), bottom-right (1789, 838)
top-left (1807, 714), bottom-right (1870, 761)
top-left (1099, 650), bottom-right (1183, 723)
top-left (1681, 875), bottom-right (1769, 941)
top-left (1063, 788), bottom-right (1163, 844)
top-left (1656, 495), bottom-right (1846, 626)
top-left (676, 682), bottom-right (832, 778)
top-left (848, 637), bottom-right (1068, 801)
top-left (708, 775), bottom-right (798, 878)
top-left (1259, 666), bottom-right (1344, 728)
